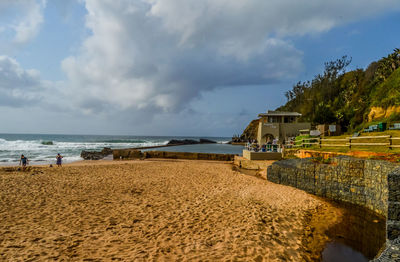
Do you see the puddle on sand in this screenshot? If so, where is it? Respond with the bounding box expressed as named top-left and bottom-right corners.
top-left (301, 200), bottom-right (386, 261)
top-left (321, 201), bottom-right (386, 261)
top-left (322, 242), bottom-right (368, 262)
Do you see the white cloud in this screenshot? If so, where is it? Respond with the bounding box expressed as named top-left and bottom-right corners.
top-left (0, 55), bottom-right (53, 107)
top-left (13, 0), bottom-right (46, 44)
top-left (60, 0), bottom-right (399, 116)
top-left (0, 0), bottom-right (46, 44)
top-left (1, 0), bottom-right (399, 135)
top-left (147, 0), bottom-right (399, 51)
top-left (62, 0), bottom-right (301, 114)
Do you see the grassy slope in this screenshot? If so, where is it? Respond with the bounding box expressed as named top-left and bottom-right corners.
top-left (371, 67), bottom-right (400, 108)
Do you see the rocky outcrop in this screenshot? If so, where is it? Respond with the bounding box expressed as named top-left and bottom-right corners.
top-left (101, 147), bottom-right (113, 155)
top-left (80, 147), bottom-right (113, 160)
top-left (167, 139), bottom-right (217, 145)
top-left (113, 149), bottom-right (143, 160)
top-left (167, 139), bottom-right (199, 145)
top-left (199, 138), bottom-right (217, 144)
top-left (368, 106), bottom-right (400, 122)
top-left (232, 119), bottom-right (259, 142)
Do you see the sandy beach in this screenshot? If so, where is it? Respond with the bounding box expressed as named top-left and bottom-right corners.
top-left (0, 159), bottom-right (343, 261)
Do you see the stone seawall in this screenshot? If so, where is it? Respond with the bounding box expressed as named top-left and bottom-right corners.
top-left (113, 149), bottom-right (236, 161)
top-left (268, 156), bottom-right (398, 216)
top-left (267, 156), bottom-right (400, 260)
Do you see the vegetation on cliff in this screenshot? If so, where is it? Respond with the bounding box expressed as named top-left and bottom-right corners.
top-left (278, 48), bottom-right (400, 132)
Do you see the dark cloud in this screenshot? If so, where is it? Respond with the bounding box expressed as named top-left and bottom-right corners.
top-left (1, 0), bottom-right (399, 135)
top-left (61, 0), bottom-right (399, 116)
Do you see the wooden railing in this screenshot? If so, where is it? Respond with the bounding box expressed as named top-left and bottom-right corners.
top-left (293, 135), bottom-right (400, 149)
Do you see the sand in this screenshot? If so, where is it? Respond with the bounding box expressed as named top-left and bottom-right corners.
top-left (0, 159), bottom-right (342, 261)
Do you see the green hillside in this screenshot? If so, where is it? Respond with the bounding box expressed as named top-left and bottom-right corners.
top-left (371, 67), bottom-right (400, 108)
top-left (277, 48), bottom-right (400, 132)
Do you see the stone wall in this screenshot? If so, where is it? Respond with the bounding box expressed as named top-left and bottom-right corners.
top-left (267, 156), bottom-right (400, 241)
top-left (388, 168), bottom-right (400, 241)
top-left (233, 156), bottom-right (274, 170)
top-left (113, 149), bottom-right (236, 161)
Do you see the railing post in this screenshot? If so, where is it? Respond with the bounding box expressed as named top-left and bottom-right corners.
top-left (319, 138), bottom-right (322, 148)
top-left (349, 137), bottom-right (351, 150)
top-left (389, 135), bottom-right (392, 149)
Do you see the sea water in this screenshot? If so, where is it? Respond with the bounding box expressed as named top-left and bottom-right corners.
top-left (0, 134), bottom-right (237, 165)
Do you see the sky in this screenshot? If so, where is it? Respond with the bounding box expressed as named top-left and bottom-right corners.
top-left (0, 0), bottom-right (399, 137)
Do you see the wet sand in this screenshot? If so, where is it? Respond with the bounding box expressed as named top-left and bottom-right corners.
top-left (0, 159), bottom-right (343, 261)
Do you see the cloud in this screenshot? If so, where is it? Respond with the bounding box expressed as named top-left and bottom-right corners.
top-left (0, 55), bottom-right (49, 107)
top-left (60, 0), bottom-right (399, 117)
top-left (1, 0), bottom-right (399, 135)
top-left (0, 0), bottom-right (46, 44)
top-left (61, 0), bottom-right (304, 115)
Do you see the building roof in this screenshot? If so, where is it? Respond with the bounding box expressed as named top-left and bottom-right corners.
top-left (258, 110), bottom-right (302, 117)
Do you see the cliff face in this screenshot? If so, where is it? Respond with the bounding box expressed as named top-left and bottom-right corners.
top-left (368, 106), bottom-right (400, 122)
top-left (240, 119), bottom-right (259, 141)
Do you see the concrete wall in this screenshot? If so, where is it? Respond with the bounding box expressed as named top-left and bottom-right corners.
top-left (257, 122), bottom-right (279, 143)
top-left (279, 122), bottom-right (311, 141)
top-left (242, 150), bottom-right (282, 160)
top-left (257, 121), bottom-right (311, 143)
top-left (113, 149), bottom-right (236, 161)
top-left (267, 156), bottom-right (400, 241)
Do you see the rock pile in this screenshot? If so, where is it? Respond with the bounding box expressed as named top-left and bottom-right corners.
top-left (80, 147), bottom-right (113, 160)
top-left (167, 139), bottom-right (217, 145)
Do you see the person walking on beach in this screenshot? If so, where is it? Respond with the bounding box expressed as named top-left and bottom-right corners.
top-left (19, 154), bottom-right (29, 171)
top-left (56, 153), bottom-right (63, 167)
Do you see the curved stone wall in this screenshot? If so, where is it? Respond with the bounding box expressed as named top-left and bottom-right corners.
top-left (267, 156), bottom-right (399, 241)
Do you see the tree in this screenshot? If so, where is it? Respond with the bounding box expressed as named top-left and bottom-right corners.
top-left (313, 103), bottom-right (337, 124)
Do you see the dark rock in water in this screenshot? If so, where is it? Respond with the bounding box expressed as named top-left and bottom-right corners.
top-left (167, 139), bottom-right (216, 145)
top-left (80, 151), bottom-right (104, 160)
top-left (199, 138), bottom-right (217, 144)
top-left (41, 141), bottom-right (53, 145)
top-left (81, 147), bottom-right (114, 160)
top-left (167, 139), bottom-right (199, 145)
top-left (101, 147), bottom-right (113, 155)
top-left (113, 149), bottom-right (143, 160)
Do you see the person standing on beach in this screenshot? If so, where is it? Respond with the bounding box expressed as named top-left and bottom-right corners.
top-left (19, 154), bottom-right (29, 171)
top-left (56, 153), bottom-right (63, 167)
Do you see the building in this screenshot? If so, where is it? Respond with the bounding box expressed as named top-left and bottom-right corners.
top-left (257, 110), bottom-right (311, 144)
top-left (317, 124), bottom-right (342, 136)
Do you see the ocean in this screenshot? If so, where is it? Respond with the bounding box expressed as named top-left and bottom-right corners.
top-left (0, 134), bottom-right (242, 165)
